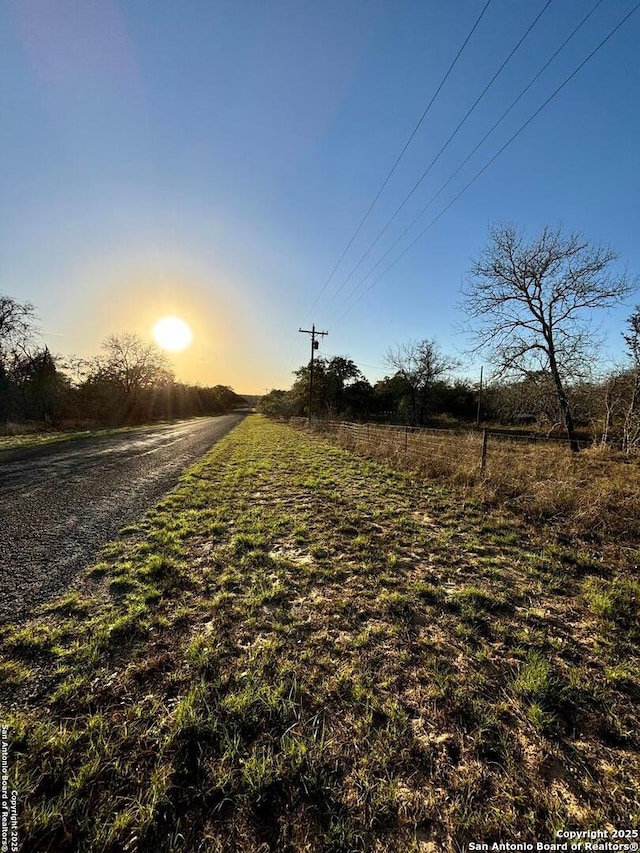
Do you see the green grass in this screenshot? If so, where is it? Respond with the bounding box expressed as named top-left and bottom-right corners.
top-left (583, 576), bottom-right (640, 645)
top-left (1, 415), bottom-right (639, 851)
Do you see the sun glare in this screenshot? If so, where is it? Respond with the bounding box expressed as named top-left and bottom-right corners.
top-left (153, 316), bottom-right (193, 351)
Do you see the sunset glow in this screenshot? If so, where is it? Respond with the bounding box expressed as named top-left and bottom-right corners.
top-left (153, 316), bottom-right (193, 352)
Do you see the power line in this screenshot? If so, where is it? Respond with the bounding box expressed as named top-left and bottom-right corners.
top-left (331, 0), bottom-right (640, 327)
top-left (329, 0), bottom-right (606, 319)
top-left (303, 0), bottom-right (493, 323)
top-left (322, 0), bottom-right (554, 315)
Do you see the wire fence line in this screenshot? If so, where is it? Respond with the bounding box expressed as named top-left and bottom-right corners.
top-left (287, 417), bottom-right (624, 476)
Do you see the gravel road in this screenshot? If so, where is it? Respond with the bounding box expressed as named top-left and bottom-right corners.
top-left (0, 414), bottom-right (244, 623)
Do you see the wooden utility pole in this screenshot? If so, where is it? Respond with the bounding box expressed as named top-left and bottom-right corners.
top-left (299, 324), bottom-right (328, 423)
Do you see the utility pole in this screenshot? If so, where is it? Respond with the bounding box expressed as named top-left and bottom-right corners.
top-left (299, 324), bottom-right (328, 423)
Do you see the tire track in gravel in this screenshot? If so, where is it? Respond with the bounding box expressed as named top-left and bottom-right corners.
top-left (0, 414), bottom-right (244, 622)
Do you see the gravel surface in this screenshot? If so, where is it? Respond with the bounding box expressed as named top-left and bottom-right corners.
top-left (0, 414), bottom-right (244, 623)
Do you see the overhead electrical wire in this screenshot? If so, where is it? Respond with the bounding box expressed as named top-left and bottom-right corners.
top-left (277, 0), bottom-right (492, 378)
top-left (321, 0), bottom-right (554, 316)
top-left (303, 0), bottom-right (493, 323)
top-left (330, 0), bottom-right (640, 329)
top-left (328, 0), bottom-right (606, 322)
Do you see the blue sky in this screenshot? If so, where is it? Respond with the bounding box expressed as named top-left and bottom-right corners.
top-left (1, 0), bottom-right (639, 393)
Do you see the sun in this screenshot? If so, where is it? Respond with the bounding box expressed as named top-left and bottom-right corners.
top-left (153, 316), bottom-right (193, 351)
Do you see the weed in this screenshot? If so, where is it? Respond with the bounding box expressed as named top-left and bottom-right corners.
top-left (184, 633), bottom-right (220, 678)
top-left (5, 623), bottom-right (65, 656)
top-left (583, 576), bottom-right (640, 642)
top-left (526, 701), bottom-right (557, 733)
top-left (0, 660), bottom-right (31, 686)
top-left (232, 533), bottom-right (265, 554)
top-left (512, 652), bottom-right (554, 704)
top-left (50, 673), bottom-right (90, 705)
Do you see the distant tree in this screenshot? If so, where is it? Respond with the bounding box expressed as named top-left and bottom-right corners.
top-left (98, 333), bottom-right (173, 395)
top-left (342, 378), bottom-right (376, 421)
top-left (290, 360), bottom-right (322, 418)
top-left (58, 354), bottom-right (92, 388)
top-left (624, 306), bottom-right (640, 365)
top-left (258, 389), bottom-right (297, 418)
top-left (141, 382), bottom-right (245, 421)
top-left (621, 306), bottom-right (640, 452)
top-left (15, 347), bottom-right (65, 424)
top-left (0, 296), bottom-right (40, 431)
top-left (484, 374), bottom-right (568, 431)
top-left (88, 333), bottom-right (174, 423)
top-left (291, 356), bottom-right (365, 418)
top-left (0, 359), bottom-right (12, 431)
top-left (463, 223), bottom-right (635, 451)
top-left (0, 295), bottom-right (37, 354)
top-left (323, 357), bottom-right (363, 417)
top-left (373, 373), bottom-right (413, 422)
top-left (433, 378), bottom-right (477, 420)
top-left (384, 338), bottom-right (457, 426)
top-left (208, 385), bottom-right (247, 412)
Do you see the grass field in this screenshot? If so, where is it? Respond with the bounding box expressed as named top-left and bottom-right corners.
top-left (1, 416), bottom-right (639, 852)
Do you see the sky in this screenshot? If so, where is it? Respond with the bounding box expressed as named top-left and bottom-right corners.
top-left (1, 0), bottom-right (639, 394)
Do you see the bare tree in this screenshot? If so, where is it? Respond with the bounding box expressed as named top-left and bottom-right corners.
top-left (385, 338), bottom-right (457, 426)
top-left (89, 333), bottom-right (174, 422)
top-left (0, 295), bottom-right (39, 431)
top-left (462, 223), bottom-right (635, 451)
top-left (0, 294), bottom-right (38, 355)
top-left (97, 333), bottom-right (173, 394)
top-left (484, 373), bottom-right (562, 431)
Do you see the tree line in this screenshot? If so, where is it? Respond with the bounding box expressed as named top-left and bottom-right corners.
top-left (259, 345), bottom-right (473, 425)
top-left (0, 298), bottom-right (246, 431)
top-left (260, 330), bottom-right (640, 452)
top-left (260, 223), bottom-right (639, 452)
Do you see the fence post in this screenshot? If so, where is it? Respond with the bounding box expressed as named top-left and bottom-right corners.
top-left (479, 428), bottom-right (488, 474)
top-left (405, 425), bottom-right (408, 451)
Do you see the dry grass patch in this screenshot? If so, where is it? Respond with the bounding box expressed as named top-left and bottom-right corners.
top-left (308, 420), bottom-right (640, 542)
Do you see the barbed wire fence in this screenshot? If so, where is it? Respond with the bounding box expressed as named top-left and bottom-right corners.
top-left (287, 416), bottom-right (629, 479)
